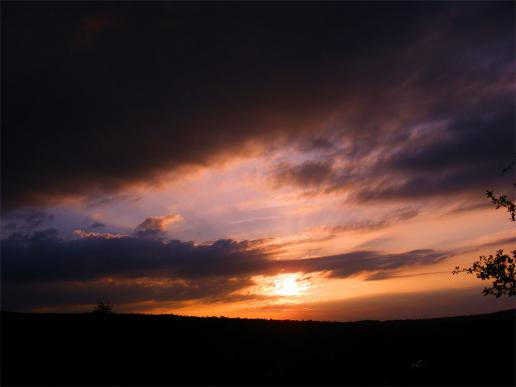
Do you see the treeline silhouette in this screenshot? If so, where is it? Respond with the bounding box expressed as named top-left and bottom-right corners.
top-left (2, 309), bottom-right (514, 386)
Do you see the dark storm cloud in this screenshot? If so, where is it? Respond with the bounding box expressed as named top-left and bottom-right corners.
top-left (2, 228), bottom-right (449, 285)
top-left (354, 108), bottom-right (515, 202)
top-left (22, 212), bottom-right (54, 230)
top-left (273, 102), bottom-right (515, 202)
top-left (1, 231), bottom-right (275, 283)
top-left (268, 2), bottom-right (515, 201)
top-left (2, 222), bottom-right (17, 234)
top-left (2, 2), bottom-right (513, 209)
top-left (1, 225), bottom-right (450, 312)
top-left (1, 211), bottom-right (54, 238)
top-left (1, 276), bottom-right (255, 311)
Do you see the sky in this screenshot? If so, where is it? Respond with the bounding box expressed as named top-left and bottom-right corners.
top-left (1, 1), bottom-right (515, 321)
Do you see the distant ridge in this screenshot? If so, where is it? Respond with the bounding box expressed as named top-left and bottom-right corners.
top-left (2, 307), bottom-right (514, 324)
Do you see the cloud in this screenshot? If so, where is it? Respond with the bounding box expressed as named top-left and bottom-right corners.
top-left (133, 214), bottom-right (184, 239)
top-left (1, 276), bottom-right (255, 312)
top-left (2, 2), bottom-right (513, 209)
top-left (1, 231), bottom-right (272, 284)
top-left (353, 109), bottom-right (515, 202)
top-left (1, 223), bottom-right (450, 310)
top-left (311, 207), bottom-right (420, 236)
top-left (84, 194), bottom-right (141, 208)
top-left (1, 211), bottom-right (54, 238)
top-left (73, 229), bottom-right (128, 239)
top-left (275, 249), bottom-right (449, 279)
top-left (453, 236), bottom-right (516, 256)
top-left (273, 161), bottom-right (335, 189)
top-left (2, 230), bottom-right (448, 284)
top-left (271, 103), bottom-right (514, 203)
top-left (363, 270), bottom-right (447, 282)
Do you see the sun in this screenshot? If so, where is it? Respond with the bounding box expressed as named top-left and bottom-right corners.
top-left (251, 273), bottom-right (311, 298)
top-left (274, 275), bottom-right (302, 296)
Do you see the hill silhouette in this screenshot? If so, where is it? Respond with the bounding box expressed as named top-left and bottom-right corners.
top-left (2, 309), bottom-right (514, 386)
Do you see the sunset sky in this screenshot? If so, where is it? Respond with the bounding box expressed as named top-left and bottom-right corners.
top-left (2, 1), bottom-right (515, 321)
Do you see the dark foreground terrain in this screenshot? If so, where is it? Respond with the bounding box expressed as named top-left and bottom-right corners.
top-left (1, 309), bottom-right (515, 386)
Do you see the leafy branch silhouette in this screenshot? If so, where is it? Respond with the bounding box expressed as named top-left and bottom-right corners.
top-left (452, 158), bottom-right (516, 298)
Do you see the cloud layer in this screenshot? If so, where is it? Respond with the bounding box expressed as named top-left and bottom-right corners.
top-left (2, 2), bottom-right (513, 209)
top-left (1, 225), bottom-right (449, 310)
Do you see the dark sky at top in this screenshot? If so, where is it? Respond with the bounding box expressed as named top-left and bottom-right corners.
top-left (2, 1), bottom-right (514, 209)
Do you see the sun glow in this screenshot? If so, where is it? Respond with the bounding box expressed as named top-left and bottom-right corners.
top-left (272, 274), bottom-right (310, 297)
top-left (275, 276), bottom-right (299, 296)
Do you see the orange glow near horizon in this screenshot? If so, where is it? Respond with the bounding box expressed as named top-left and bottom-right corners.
top-left (15, 148), bottom-right (516, 321)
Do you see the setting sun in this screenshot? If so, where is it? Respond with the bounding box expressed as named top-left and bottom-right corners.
top-left (272, 274), bottom-right (311, 297)
top-left (275, 276), bottom-right (299, 296)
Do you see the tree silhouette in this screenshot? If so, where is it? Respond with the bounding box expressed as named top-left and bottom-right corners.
top-left (453, 249), bottom-right (515, 297)
top-left (453, 159), bottom-right (516, 297)
top-left (486, 189), bottom-right (516, 222)
top-left (92, 298), bottom-right (113, 314)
